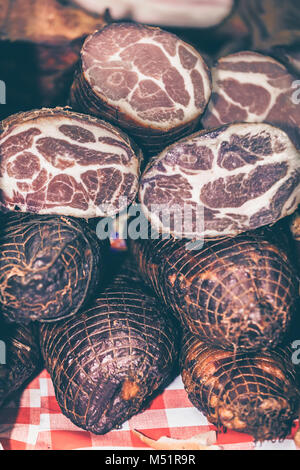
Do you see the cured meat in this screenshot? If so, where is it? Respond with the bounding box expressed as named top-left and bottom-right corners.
top-left (69, 22), bottom-right (212, 154)
top-left (72, 0), bottom-right (234, 28)
top-left (290, 210), bottom-right (300, 272)
top-left (139, 123), bottom-right (300, 239)
top-left (180, 331), bottom-right (300, 441)
top-left (40, 262), bottom-right (178, 434)
top-left (0, 107), bottom-right (142, 218)
top-left (0, 0), bottom-right (105, 119)
top-left (202, 51), bottom-right (300, 150)
top-left (0, 213), bottom-right (109, 323)
top-left (0, 321), bottom-right (40, 407)
top-left (130, 228), bottom-right (298, 351)
top-left (238, 0), bottom-right (300, 51)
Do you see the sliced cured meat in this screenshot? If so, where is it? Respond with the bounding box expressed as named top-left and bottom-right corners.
top-left (0, 321), bottom-right (40, 407)
top-left (69, 22), bottom-right (212, 154)
top-left (130, 227), bottom-right (298, 351)
top-left (0, 107), bottom-right (142, 217)
top-left (40, 261), bottom-right (178, 434)
top-left (0, 213), bottom-right (109, 323)
top-left (139, 122), bottom-right (300, 239)
top-left (0, 0), bottom-right (105, 119)
top-left (181, 331), bottom-right (300, 441)
top-left (72, 0), bottom-right (234, 28)
top-left (202, 51), bottom-right (300, 150)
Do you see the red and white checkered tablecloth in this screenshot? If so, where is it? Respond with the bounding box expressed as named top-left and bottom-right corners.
top-left (0, 370), bottom-right (298, 451)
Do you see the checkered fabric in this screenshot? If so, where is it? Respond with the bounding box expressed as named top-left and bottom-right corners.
top-left (0, 370), bottom-right (298, 451)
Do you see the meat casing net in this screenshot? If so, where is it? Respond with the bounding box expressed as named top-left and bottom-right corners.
top-left (0, 321), bottom-right (40, 407)
top-left (0, 107), bottom-right (142, 218)
top-left (139, 122), bottom-right (300, 239)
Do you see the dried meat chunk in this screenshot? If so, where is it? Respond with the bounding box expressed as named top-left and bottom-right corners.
top-left (0, 107), bottom-right (142, 218)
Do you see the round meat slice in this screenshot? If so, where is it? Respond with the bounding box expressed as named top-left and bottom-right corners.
top-left (290, 210), bottom-right (300, 272)
top-left (139, 122), bottom-right (300, 239)
top-left (0, 213), bottom-right (109, 323)
top-left (130, 227), bottom-right (298, 352)
top-left (0, 107), bottom-right (142, 218)
top-left (202, 51), bottom-right (300, 150)
top-left (69, 22), bottom-right (212, 154)
top-left (73, 0), bottom-right (234, 28)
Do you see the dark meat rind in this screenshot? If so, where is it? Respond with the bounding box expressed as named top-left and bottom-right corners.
top-left (130, 228), bottom-right (298, 351)
top-left (266, 46), bottom-right (300, 77)
top-left (180, 331), bottom-right (300, 441)
top-left (40, 263), bottom-right (178, 434)
top-left (290, 209), bottom-right (300, 273)
top-left (0, 320), bottom-right (40, 407)
top-left (72, 0), bottom-right (234, 28)
top-left (0, 0), bottom-right (106, 119)
top-left (202, 51), bottom-right (300, 151)
top-left (0, 213), bottom-right (109, 323)
top-left (0, 107), bottom-right (142, 218)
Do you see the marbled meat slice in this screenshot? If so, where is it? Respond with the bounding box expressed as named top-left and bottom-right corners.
top-left (40, 262), bottom-right (178, 434)
top-left (130, 227), bottom-right (298, 351)
top-left (69, 22), bottom-right (212, 154)
top-left (139, 122), bottom-right (300, 239)
top-left (0, 320), bottom-right (40, 407)
top-left (0, 107), bottom-right (142, 217)
top-left (180, 331), bottom-right (300, 441)
top-left (202, 51), bottom-right (300, 150)
top-left (0, 213), bottom-right (109, 323)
